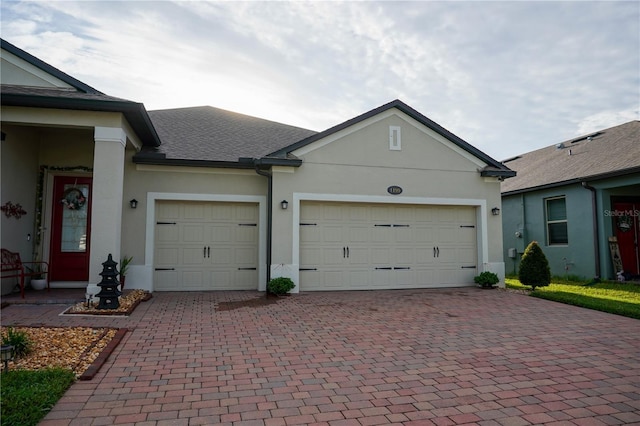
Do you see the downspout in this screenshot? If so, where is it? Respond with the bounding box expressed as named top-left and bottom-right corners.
top-left (254, 161), bottom-right (272, 290)
top-left (581, 181), bottom-right (601, 280)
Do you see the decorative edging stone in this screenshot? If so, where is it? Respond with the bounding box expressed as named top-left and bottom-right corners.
top-left (79, 328), bottom-right (128, 380)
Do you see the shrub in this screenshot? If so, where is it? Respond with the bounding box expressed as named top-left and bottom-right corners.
top-left (267, 277), bottom-right (295, 295)
top-left (518, 241), bottom-right (551, 291)
top-left (1, 327), bottom-right (32, 358)
top-left (474, 271), bottom-right (500, 288)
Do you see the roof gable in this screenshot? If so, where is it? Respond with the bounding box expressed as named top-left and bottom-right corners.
top-left (1, 38), bottom-right (161, 148)
top-left (1, 38), bottom-right (101, 93)
top-left (267, 99), bottom-right (514, 177)
top-left (501, 121), bottom-right (640, 194)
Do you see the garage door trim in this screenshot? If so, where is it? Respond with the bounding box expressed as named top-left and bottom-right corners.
top-left (144, 192), bottom-right (267, 292)
top-left (291, 193), bottom-right (489, 290)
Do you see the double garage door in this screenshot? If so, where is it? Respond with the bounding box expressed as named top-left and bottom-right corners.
top-left (154, 201), bottom-right (259, 291)
top-left (299, 202), bottom-right (478, 291)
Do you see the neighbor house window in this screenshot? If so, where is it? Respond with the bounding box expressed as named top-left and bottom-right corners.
top-left (546, 196), bottom-right (568, 245)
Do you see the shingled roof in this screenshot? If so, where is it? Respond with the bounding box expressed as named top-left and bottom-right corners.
top-left (501, 121), bottom-right (640, 195)
top-left (140, 106), bottom-right (317, 165)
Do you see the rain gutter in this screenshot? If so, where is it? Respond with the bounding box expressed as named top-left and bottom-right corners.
top-left (581, 181), bottom-right (601, 280)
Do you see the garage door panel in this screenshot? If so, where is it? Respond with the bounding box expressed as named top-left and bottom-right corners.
top-left (235, 226), bottom-right (258, 242)
top-left (235, 247), bottom-right (258, 264)
top-left (300, 202), bottom-right (477, 291)
top-left (184, 204), bottom-right (206, 220)
top-left (322, 247), bottom-right (344, 265)
top-left (183, 247), bottom-right (206, 265)
top-left (371, 247), bottom-right (391, 264)
top-left (155, 270), bottom-right (178, 291)
top-left (183, 225), bottom-right (206, 242)
top-left (156, 247), bottom-right (179, 265)
top-left (348, 226), bottom-right (370, 243)
top-left (156, 226), bottom-right (179, 243)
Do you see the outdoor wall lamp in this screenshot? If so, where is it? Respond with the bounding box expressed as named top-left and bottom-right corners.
top-left (491, 207), bottom-right (500, 216)
top-left (129, 199), bottom-right (138, 209)
top-left (1, 344), bottom-right (14, 372)
top-left (281, 200), bottom-right (288, 210)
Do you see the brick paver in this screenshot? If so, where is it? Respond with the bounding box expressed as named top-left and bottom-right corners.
top-left (3, 288), bottom-right (639, 425)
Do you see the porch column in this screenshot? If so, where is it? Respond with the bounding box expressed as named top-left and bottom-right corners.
top-left (87, 127), bottom-right (126, 295)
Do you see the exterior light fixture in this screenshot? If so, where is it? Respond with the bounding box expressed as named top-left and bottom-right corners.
top-left (129, 199), bottom-right (138, 209)
top-left (281, 200), bottom-right (288, 210)
top-left (491, 207), bottom-right (500, 216)
top-left (1, 344), bottom-right (14, 372)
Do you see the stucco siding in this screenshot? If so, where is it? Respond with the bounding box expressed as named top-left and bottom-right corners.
top-left (270, 111), bottom-right (504, 289)
top-left (121, 155), bottom-right (268, 291)
top-left (1, 126), bottom-right (40, 271)
top-left (502, 185), bottom-right (596, 279)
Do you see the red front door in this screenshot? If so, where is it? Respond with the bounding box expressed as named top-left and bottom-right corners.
top-left (50, 176), bottom-right (92, 281)
top-left (612, 201), bottom-right (640, 275)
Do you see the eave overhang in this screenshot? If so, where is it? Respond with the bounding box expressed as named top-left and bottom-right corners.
top-left (1, 92), bottom-right (161, 147)
top-left (501, 165), bottom-right (640, 196)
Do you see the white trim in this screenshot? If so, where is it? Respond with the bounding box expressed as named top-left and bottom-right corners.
top-left (144, 192), bottom-right (267, 291)
top-left (94, 127), bottom-right (127, 147)
top-left (291, 193), bottom-right (488, 291)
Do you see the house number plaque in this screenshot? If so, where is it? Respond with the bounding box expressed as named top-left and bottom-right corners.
top-left (387, 185), bottom-right (403, 195)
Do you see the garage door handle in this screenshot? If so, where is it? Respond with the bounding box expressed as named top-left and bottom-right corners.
top-left (204, 246), bottom-right (207, 258)
top-left (156, 221), bottom-right (177, 225)
top-left (300, 268), bottom-right (317, 271)
top-left (155, 268), bottom-right (175, 271)
top-left (394, 267), bottom-right (410, 270)
top-left (461, 265), bottom-right (477, 269)
top-left (238, 267), bottom-right (257, 270)
top-left (437, 247), bottom-right (440, 257)
top-left (207, 247), bottom-right (210, 258)
top-left (375, 267), bottom-right (392, 270)
top-left (346, 247), bottom-right (349, 258)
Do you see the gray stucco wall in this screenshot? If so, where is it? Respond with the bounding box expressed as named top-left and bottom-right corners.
top-left (502, 183), bottom-right (596, 279)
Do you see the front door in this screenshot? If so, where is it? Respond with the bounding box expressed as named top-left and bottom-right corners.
top-left (50, 176), bottom-right (92, 281)
top-left (612, 200), bottom-right (640, 276)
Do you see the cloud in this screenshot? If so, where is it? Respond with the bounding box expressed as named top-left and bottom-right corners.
top-left (1, 0), bottom-right (638, 160)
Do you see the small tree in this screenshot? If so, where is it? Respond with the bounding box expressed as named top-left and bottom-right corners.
top-left (518, 241), bottom-right (551, 290)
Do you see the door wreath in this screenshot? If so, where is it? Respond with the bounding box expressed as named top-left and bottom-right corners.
top-left (61, 188), bottom-right (87, 210)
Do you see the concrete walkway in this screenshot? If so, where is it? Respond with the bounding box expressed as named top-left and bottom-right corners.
top-left (2, 288), bottom-right (639, 425)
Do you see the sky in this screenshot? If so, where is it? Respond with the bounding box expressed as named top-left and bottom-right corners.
top-left (1, 1), bottom-right (639, 161)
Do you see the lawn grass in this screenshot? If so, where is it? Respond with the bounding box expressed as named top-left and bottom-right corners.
top-left (1, 368), bottom-right (75, 426)
top-left (505, 276), bottom-right (640, 319)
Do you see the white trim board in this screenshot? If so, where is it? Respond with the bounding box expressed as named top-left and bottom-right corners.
top-left (144, 192), bottom-right (267, 291)
top-left (290, 193), bottom-right (489, 288)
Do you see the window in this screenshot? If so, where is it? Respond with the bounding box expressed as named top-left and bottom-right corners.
top-left (546, 197), bottom-right (568, 245)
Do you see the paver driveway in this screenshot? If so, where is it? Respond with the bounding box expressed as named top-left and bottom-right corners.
top-left (3, 288), bottom-right (640, 425)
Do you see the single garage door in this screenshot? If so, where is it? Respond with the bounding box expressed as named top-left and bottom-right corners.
top-left (154, 201), bottom-right (259, 291)
top-left (300, 202), bottom-right (477, 291)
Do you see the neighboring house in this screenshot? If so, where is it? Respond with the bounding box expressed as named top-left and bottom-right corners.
top-left (501, 121), bottom-right (640, 281)
top-left (1, 39), bottom-right (515, 296)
